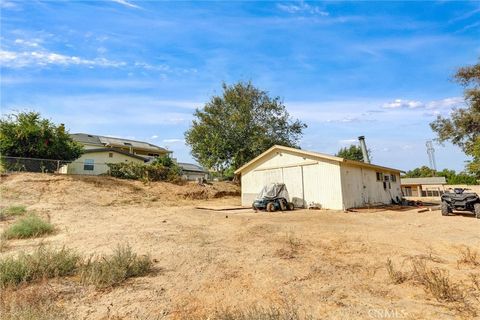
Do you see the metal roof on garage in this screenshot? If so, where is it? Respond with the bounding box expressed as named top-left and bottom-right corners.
top-left (234, 145), bottom-right (403, 174)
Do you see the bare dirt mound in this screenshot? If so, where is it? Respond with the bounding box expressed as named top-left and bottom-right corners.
top-left (0, 173), bottom-right (240, 208)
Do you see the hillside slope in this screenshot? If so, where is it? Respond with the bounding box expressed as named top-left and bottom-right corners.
top-left (0, 173), bottom-right (240, 209)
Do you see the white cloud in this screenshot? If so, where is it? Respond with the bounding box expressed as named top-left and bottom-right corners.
top-left (382, 97), bottom-right (464, 116)
top-left (383, 99), bottom-right (424, 109)
top-left (150, 135), bottom-right (159, 139)
top-left (422, 110), bottom-right (441, 117)
top-left (0, 1), bottom-right (17, 9)
top-left (277, 1), bottom-right (329, 16)
top-left (449, 7), bottom-right (480, 23)
top-left (2, 94), bottom-right (197, 128)
top-left (97, 47), bottom-right (107, 54)
top-left (338, 139), bottom-right (357, 145)
top-left (0, 49), bottom-right (126, 68)
top-left (163, 139), bottom-right (185, 144)
top-left (134, 61), bottom-right (170, 72)
top-left (111, 0), bottom-right (141, 9)
top-left (425, 97), bottom-right (463, 109)
top-left (133, 61), bottom-right (197, 75)
top-left (14, 39), bottom-right (40, 47)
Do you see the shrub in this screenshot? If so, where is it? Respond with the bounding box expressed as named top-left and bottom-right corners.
top-left (0, 205), bottom-right (27, 221)
top-left (0, 246), bottom-right (79, 288)
top-left (410, 259), bottom-right (464, 302)
top-left (80, 244), bottom-right (152, 288)
top-left (386, 259), bottom-right (408, 284)
top-left (107, 162), bottom-right (180, 182)
top-left (3, 215), bottom-right (54, 239)
top-left (107, 161), bottom-right (181, 182)
top-left (457, 247), bottom-right (480, 267)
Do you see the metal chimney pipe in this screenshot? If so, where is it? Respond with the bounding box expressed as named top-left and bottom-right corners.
top-left (358, 136), bottom-right (371, 164)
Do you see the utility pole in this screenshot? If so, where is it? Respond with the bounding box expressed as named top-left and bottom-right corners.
top-left (426, 140), bottom-right (437, 171)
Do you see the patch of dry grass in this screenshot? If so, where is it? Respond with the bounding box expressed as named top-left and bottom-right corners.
top-left (79, 244), bottom-right (153, 289)
top-left (457, 246), bottom-right (480, 267)
top-left (386, 259), bottom-right (408, 284)
top-left (386, 256), bottom-right (479, 317)
top-left (0, 284), bottom-right (69, 320)
top-left (174, 304), bottom-right (311, 320)
top-left (410, 258), bottom-right (464, 303)
top-left (470, 273), bottom-right (480, 291)
top-left (275, 232), bottom-right (302, 260)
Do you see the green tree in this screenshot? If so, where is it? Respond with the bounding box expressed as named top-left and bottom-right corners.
top-left (402, 166), bottom-right (477, 185)
top-left (335, 144), bottom-right (370, 161)
top-left (402, 166), bottom-right (437, 178)
top-left (430, 59), bottom-right (480, 177)
top-left (151, 155), bottom-right (182, 180)
top-left (437, 168), bottom-right (477, 185)
top-left (185, 82), bottom-right (306, 175)
top-left (0, 111), bottom-right (83, 161)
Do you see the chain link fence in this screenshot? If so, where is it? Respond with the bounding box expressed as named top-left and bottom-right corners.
top-left (0, 156), bottom-right (210, 181)
top-left (0, 156), bottom-right (111, 175)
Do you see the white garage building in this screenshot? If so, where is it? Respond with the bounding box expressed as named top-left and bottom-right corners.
top-left (235, 145), bottom-right (403, 210)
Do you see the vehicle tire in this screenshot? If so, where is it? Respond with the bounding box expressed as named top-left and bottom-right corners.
top-left (279, 199), bottom-right (287, 211)
top-left (288, 202), bottom-right (294, 211)
top-left (474, 203), bottom-right (480, 219)
top-left (441, 201), bottom-right (450, 216)
top-left (266, 202), bottom-right (275, 212)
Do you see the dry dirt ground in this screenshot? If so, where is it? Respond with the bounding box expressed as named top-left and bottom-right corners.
top-left (1, 173), bottom-right (480, 320)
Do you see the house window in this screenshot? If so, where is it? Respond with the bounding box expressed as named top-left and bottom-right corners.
top-left (391, 174), bottom-right (397, 182)
top-left (404, 187), bottom-right (412, 196)
top-left (109, 153), bottom-right (113, 158)
top-left (84, 159), bottom-right (94, 171)
top-left (376, 172), bottom-right (383, 181)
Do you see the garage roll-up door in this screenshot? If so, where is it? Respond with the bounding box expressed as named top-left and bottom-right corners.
top-left (262, 169), bottom-right (282, 185)
top-left (282, 166), bottom-right (304, 208)
top-left (261, 166), bottom-right (306, 208)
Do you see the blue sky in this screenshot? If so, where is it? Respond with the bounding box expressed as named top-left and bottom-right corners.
top-left (1, 0), bottom-right (479, 171)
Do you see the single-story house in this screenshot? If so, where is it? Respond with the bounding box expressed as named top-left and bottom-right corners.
top-left (400, 177), bottom-right (447, 197)
top-left (178, 162), bottom-right (209, 181)
top-left (234, 145), bottom-right (403, 210)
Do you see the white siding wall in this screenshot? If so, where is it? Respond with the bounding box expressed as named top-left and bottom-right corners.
top-left (340, 164), bottom-right (402, 208)
top-left (182, 172), bottom-right (208, 181)
top-left (61, 152), bottom-right (144, 175)
top-left (303, 161), bottom-right (344, 210)
top-left (240, 150), bottom-right (344, 209)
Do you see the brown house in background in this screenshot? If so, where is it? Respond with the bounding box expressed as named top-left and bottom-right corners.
top-left (400, 177), bottom-right (447, 197)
